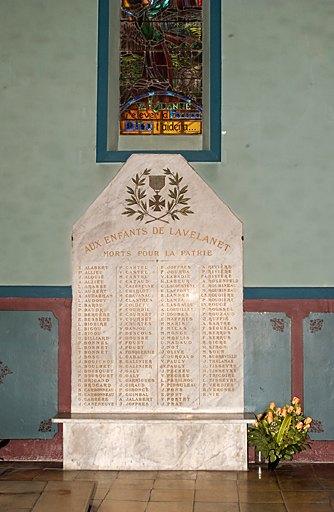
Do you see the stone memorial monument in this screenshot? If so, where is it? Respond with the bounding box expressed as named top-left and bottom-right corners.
top-left (55, 154), bottom-right (252, 470)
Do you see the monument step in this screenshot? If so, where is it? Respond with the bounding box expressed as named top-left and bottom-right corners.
top-left (54, 414), bottom-right (254, 471)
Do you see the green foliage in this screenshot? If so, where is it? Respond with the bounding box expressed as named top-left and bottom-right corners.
top-left (248, 398), bottom-right (312, 464)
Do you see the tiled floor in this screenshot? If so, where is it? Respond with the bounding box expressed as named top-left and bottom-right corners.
top-left (0, 462), bottom-right (333, 511)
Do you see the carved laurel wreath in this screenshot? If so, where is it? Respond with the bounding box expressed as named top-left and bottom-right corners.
top-left (122, 168), bottom-right (194, 224)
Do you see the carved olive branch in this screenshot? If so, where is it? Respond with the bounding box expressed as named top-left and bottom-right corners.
top-left (122, 167), bottom-right (194, 223)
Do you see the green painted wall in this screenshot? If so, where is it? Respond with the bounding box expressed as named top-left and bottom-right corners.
top-left (0, 0), bottom-right (333, 286)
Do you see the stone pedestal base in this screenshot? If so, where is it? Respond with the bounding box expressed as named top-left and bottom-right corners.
top-left (54, 413), bottom-right (253, 471)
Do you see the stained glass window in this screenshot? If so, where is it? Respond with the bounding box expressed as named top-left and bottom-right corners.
top-left (120, 0), bottom-right (203, 136)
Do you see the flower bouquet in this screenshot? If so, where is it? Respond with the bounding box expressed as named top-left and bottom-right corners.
top-left (248, 397), bottom-right (312, 469)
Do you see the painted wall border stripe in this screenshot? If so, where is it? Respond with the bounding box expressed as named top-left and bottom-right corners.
top-left (244, 288), bottom-right (334, 299)
top-left (0, 286), bottom-right (72, 298)
top-left (1, 286), bottom-right (334, 299)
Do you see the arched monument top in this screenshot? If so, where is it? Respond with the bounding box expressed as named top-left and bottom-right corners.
top-left (73, 154), bottom-right (242, 237)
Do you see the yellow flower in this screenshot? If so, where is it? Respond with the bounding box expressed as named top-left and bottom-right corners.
top-left (267, 411), bottom-right (274, 424)
top-left (295, 406), bottom-right (302, 415)
top-left (281, 407), bottom-right (287, 417)
top-left (287, 406), bottom-right (294, 413)
top-left (269, 402), bottom-right (276, 410)
top-left (292, 396), bottom-right (300, 405)
top-left (304, 417), bottom-right (312, 425)
top-left (296, 421), bottom-right (303, 430)
top-left (254, 421), bottom-right (258, 427)
top-left (304, 424), bottom-right (311, 430)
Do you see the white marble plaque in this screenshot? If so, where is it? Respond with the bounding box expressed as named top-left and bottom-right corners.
top-left (72, 154), bottom-right (244, 413)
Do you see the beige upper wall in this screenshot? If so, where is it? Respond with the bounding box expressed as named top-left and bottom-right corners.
top-left (0, 0), bottom-right (333, 286)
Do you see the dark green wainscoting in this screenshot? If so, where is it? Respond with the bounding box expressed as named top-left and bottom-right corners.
top-left (0, 311), bottom-right (58, 439)
top-left (0, 290), bottom-right (334, 457)
top-left (304, 313), bottom-right (334, 441)
top-left (244, 312), bottom-right (291, 414)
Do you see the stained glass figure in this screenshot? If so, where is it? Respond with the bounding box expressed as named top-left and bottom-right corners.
top-left (120, 0), bottom-right (203, 136)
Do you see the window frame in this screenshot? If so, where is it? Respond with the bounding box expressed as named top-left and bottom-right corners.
top-left (96, 0), bottom-right (222, 163)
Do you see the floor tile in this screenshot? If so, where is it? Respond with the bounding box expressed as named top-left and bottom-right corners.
top-left (194, 503), bottom-right (239, 512)
top-left (1, 462), bottom-right (332, 512)
top-left (276, 466), bottom-right (315, 478)
top-left (146, 502), bottom-right (193, 512)
top-left (150, 489), bottom-right (194, 502)
top-left (0, 492), bottom-right (40, 508)
top-left (89, 498), bottom-right (103, 511)
top-left (44, 462), bottom-right (63, 468)
top-left (277, 471), bottom-right (316, 481)
top-left (283, 490), bottom-right (330, 504)
top-left (34, 469), bottom-right (79, 481)
top-left (0, 469), bottom-right (44, 481)
top-left (279, 478), bottom-right (323, 491)
top-left (0, 480), bottom-right (46, 493)
top-left (240, 504), bottom-right (287, 512)
top-left (195, 489), bottom-right (238, 503)
top-left (32, 488), bottom-right (94, 512)
top-left (98, 500), bottom-right (147, 512)
top-left (318, 478), bottom-right (334, 490)
top-left (285, 503), bottom-right (333, 512)
top-left (111, 479), bottom-right (154, 490)
top-left (195, 481), bottom-right (238, 493)
top-left (0, 464), bottom-right (13, 470)
top-left (316, 472), bottom-right (334, 481)
top-left (313, 464), bottom-right (334, 474)
top-left (278, 463), bottom-right (313, 472)
top-left (0, 509), bottom-right (31, 512)
top-left (8, 462), bottom-right (48, 469)
top-left (75, 470), bottom-right (118, 481)
top-left (238, 490), bottom-right (283, 503)
top-left (44, 480), bottom-right (96, 495)
top-left (154, 479), bottom-right (195, 490)
top-left (93, 482), bottom-right (113, 499)
top-left (238, 470), bottom-right (277, 481)
top-left (157, 471), bottom-right (196, 480)
top-left (238, 478), bottom-right (279, 490)
top-left (330, 493), bottom-right (334, 508)
top-left (105, 488), bottom-right (150, 501)
top-left (117, 471), bottom-right (157, 480)
top-left (197, 471), bottom-right (237, 481)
